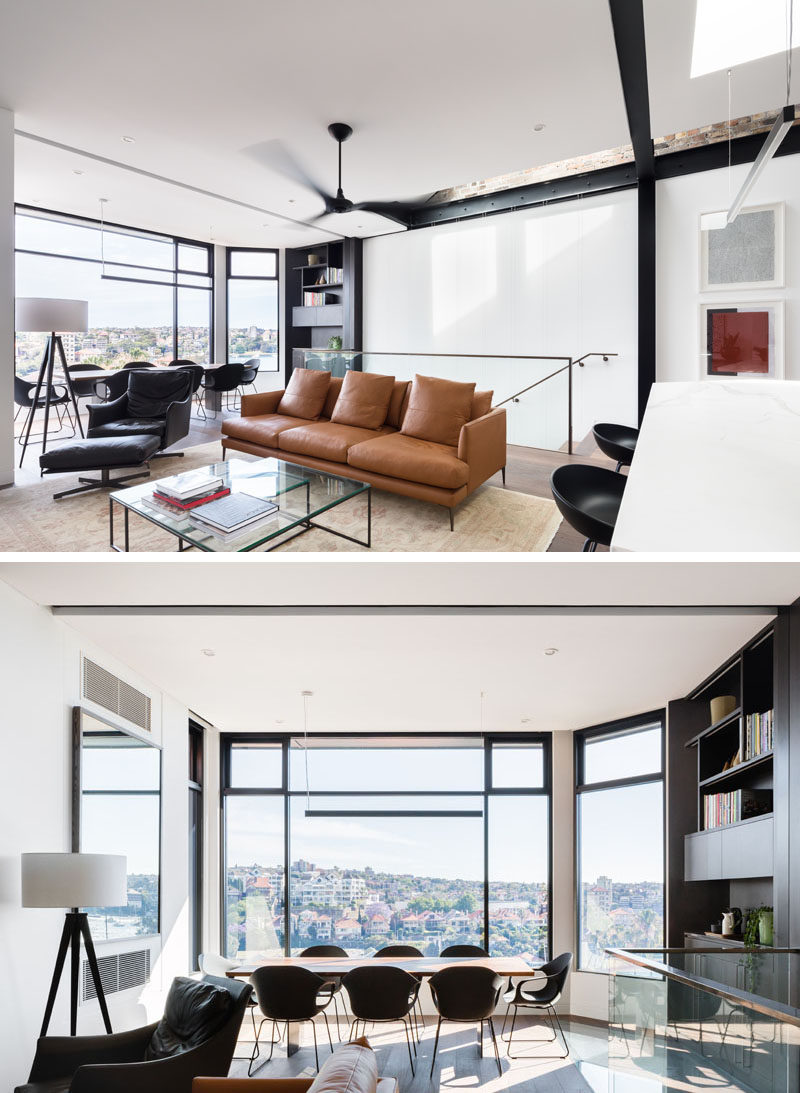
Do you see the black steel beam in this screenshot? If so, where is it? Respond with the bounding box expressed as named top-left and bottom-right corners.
top-left (655, 121), bottom-right (800, 179)
top-left (608, 0), bottom-right (654, 181)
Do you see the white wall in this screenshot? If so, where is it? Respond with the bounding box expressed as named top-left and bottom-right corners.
top-left (656, 153), bottom-right (800, 382)
top-left (0, 581), bottom-right (192, 1091)
top-left (363, 190), bottom-right (639, 449)
top-left (0, 108), bottom-right (13, 487)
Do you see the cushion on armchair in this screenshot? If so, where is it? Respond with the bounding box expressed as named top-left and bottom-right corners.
top-left (127, 371), bottom-right (192, 419)
top-left (145, 977), bottom-right (231, 1060)
top-left (277, 368), bottom-right (331, 420)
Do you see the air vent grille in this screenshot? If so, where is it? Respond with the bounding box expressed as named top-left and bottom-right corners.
top-left (83, 948), bottom-right (151, 1001)
top-left (82, 658), bottom-right (152, 732)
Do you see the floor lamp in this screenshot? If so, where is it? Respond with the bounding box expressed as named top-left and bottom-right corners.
top-left (22, 852), bottom-right (127, 1036)
top-left (15, 297), bottom-right (88, 466)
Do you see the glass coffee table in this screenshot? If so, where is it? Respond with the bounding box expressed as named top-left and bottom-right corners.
top-left (108, 457), bottom-right (371, 552)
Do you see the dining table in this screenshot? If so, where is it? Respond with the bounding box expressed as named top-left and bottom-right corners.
top-left (225, 954), bottom-right (537, 1055)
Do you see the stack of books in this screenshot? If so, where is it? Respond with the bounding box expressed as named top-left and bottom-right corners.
top-left (190, 493), bottom-right (279, 540)
top-left (744, 709), bottom-right (774, 759)
top-left (303, 291), bottom-right (336, 306)
top-left (703, 788), bottom-right (772, 829)
top-left (153, 470), bottom-right (230, 511)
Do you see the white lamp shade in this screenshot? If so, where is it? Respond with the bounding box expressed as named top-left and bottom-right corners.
top-left (21, 853), bottom-right (127, 908)
top-left (15, 297), bottom-right (89, 333)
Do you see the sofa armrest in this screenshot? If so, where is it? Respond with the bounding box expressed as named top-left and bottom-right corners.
top-left (457, 408), bottom-right (507, 493)
top-left (194, 1081), bottom-right (314, 1093)
top-left (27, 1024), bottom-right (157, 1082)
top-left (88, 392), bottom-right (129, 430)
top-left (241, 390), bottom-right (283, 417)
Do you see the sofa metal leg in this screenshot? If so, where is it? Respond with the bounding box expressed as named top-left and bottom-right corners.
top-left (501, 466), bottom-right (506, 485)
top-left (449, 509), bottom-right (454, 532)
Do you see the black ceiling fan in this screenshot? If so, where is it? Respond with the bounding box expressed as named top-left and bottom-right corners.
top-left (271, 123), bottom-right (421, 228)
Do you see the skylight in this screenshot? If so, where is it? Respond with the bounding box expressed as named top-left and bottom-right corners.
top-left (691, 0), bottom-right (797, 78)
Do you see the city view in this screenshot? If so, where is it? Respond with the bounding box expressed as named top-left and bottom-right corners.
top-left (14, 325), bottom-right (278, 376)
top-left (580, 875), bottom-right (663, 970)
top-left (88, 872), bottom-right (159, 941)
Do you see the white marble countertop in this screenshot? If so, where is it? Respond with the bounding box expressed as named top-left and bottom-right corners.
top-left (611, 380), bottom-right (800, 552)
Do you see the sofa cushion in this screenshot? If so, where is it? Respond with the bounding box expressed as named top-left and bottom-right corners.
top-left (277, 368), bottom-right (331, 420)
top-left (307, 1036), bottom-right (377, 1093)
top-left (471, 390), bottom-right (493, 420)
top-left (348, 433), bottom-right (469, 490)
top-left (146, 976), bottom-right (231, 1060)
top-left (400, 374), bottom-right (476, 447)
top-left (222, 413), bottom-right (317, 449)
top-left (279, 422), bottom-right (396, 463)
top-left (386, 380), bottom-right (411, 428)
top-left (330, 371), bottom-right (395, 430)
top-left (322, 375), bottom-right (345, 419)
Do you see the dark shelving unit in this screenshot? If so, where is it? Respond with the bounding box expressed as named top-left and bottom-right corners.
top-left (284, 238), bottom-right (362, 377)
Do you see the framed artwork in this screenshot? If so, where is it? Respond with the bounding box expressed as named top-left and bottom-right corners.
top-left (700, 301), bottom-right (784, 379)
top-left (699, 203), bottom-right (784, 291)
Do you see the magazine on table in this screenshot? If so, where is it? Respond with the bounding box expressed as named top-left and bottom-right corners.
top-left (189, 492), bottom-right (279, 534)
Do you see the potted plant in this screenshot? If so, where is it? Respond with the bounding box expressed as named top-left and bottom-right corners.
top-left (743, 905), bottom-right (773, 947)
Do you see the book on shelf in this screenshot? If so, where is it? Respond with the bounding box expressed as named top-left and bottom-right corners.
top-left (155, 468), bottom-right (225, 501)
top-left (303, 291), bottom-right (338, 306)
top-left (744, 709), bottom-right (774, 760)
top-left (703, 787), bottom-right (772, 829)
top-left (152, 486), bottom-right (231, 511)
top-left (190, 492), bottom-right (279, 535)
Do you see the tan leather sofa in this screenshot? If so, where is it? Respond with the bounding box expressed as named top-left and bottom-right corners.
top-left (221, 369), bottom-right (507, 528)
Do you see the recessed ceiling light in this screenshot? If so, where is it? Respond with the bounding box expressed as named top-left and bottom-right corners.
top-left (301, 689), bottom-right (313, 697)
top-left (533, 123), bottom-right (546, 132)
top-left (201, 648), bottom-right (216, 657)
top-left (521, 717), bottom-right (531, 724)
top-left (121, 135), bottom-right (136, 144)
top-left (288, 199), bottom-right (296, 204)
top-left (275, 719), bottom-right (285, 725)
top-left (543, 647), bottom-right (558, 656)
top-left (72, 169), bottom-right (84, 176)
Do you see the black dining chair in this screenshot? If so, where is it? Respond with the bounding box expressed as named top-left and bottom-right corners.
top-left (342, 965), bottom-right (420, 1076)
top-left (170, 360), bottom-right (205, 400)
top-left (65, 363), bottom-right (105, 407)
top-left (440, 944), bottom-right (489, 957)
top-left (237, 357), bottom-right (261, 404)
top-left (300, 944), bottom-right (349, 1037)
top-left (428, 965), bottom-right (504, 1077)
top-left (592, 422), bottom-right (639, 472)
top-left (123, 359), bottom-right (152, 369)
top-left (14, 374), bottom-right (75, 442)
top-left (550, 464), bottom-right (627, 552)
top-left (501, 951), bottom-right (572, 1059)
top-left (93, 368), bottom-right (133, 402)
top-left (373, 945), bottom-right (425, 1041)
top-left (198, 362), bottom-right (247, 419)
top-left (248, 965), bottom-right (335, 1076)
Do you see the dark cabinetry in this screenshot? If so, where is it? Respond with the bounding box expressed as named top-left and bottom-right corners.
top-left (284, 239), bottom-right (362, 376)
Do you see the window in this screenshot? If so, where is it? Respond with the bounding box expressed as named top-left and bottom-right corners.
top-left (75, 711), bottom-right (161, 941)
top-left (189, 723), bottom-right (204, 970)
top-left (575, 714), bottom-right (665, 972)
top-left (14, 207), bottom-right (213, 376)
top-left (221, 735), bottom-right (550, 961)
top-left (226, 248), bottom-right (279, 372)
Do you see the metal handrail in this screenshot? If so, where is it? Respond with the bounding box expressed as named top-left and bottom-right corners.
top-left (296, 348), bottom-right (618, 454)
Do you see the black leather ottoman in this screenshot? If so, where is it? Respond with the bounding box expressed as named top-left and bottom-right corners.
top-left (39, 434), bottom-right (161, 499)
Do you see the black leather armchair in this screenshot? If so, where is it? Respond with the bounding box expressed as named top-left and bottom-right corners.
top-left (16, 974), bottom-right (252, 1093)
top-left (88, 369), bottom-right (193, 455)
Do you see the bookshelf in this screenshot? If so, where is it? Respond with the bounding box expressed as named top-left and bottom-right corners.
top-left (284, 239), bottom-right (362, 375)
top-left (666, 623), bottom-right (778, 946)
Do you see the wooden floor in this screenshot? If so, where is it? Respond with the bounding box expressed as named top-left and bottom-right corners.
top-left (230, 1015), bottom-right (611, 1092)
top-left (11, 403), bottom-right (619, 553)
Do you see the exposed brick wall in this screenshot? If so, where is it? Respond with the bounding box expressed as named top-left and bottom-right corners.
top-left (429, 109), bottom-right (798, 205)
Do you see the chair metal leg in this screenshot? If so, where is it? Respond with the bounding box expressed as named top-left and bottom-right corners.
top-left (322, 1010), bottom-right (334, 1053)
top-left (429, 1016), bottom-right (442, 1078)
top-left (582, 538), bottom-right (598, 552)
top-left (488, 1017), bottom-right (502, 1076)
top-left (478, 1020), bottom-right (483, 1056)
top-left (311, 1017), bottom-right (320, 1071)
top-left (550, 1006), bottom-right (570, 1058)
top-left (403, 1017), bottom-right (416, 1076)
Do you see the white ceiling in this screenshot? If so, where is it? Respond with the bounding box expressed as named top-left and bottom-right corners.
top-left (1, 0), bottom-right (630, 246)
top-left (2, 557), bottom-right (795, 736)
top-left (645, 0), bottom-right (800, 139)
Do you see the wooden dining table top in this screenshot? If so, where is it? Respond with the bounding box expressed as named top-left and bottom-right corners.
top-left (225, 955), bottom-right (537, 979)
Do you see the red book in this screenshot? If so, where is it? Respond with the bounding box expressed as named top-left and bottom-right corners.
top-left (153, 486), bottom-right (231, 510)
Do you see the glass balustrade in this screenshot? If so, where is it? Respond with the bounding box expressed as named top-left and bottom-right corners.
top-left (293, 347), bottom-right (618, 454)
top-left (608, 947), bottom-right (800, 1093)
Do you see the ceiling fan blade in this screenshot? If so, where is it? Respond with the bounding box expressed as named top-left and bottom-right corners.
top-left (352, 201), bottom-right (417, 227)
top-left (242, 138), bottom-right (333, 204)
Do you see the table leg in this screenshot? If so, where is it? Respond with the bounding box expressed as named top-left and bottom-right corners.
top-left (286, 1021), bottom-right (301, 1056)
top-left (124, 507), bottom-right (130, 552)
top-left (204, 389), bottom-right (223, 414)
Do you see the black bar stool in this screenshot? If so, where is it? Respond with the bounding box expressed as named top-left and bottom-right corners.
top-left (592, 422), bottom-right (639, 472)
top-left (550, 464), bottom-right (627, 552)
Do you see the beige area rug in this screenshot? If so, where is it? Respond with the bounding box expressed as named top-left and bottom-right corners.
top-left (0, 442), bottom-right (561, 553)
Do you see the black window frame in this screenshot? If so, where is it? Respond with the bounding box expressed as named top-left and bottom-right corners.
top-left (220, 732), bottom-right (553, 960)
top-left (225, 246), bottom-right (280, 371)
top-left (574, 709), bottom-right (666, 973)
top-left (14, 204), bottom-right (214, 364)
top-left (188, 721), bottom-right (204, 971)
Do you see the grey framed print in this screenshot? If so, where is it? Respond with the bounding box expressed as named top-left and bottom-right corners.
top-left (700, 203), bottom-right (784, 291)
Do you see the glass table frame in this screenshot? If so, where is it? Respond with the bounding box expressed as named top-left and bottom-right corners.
top-left (108, 457), bottom-right (372, 552)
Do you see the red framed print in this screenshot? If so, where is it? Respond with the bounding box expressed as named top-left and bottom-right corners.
top-left (700, 302), bottom-right (784, 379)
